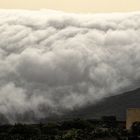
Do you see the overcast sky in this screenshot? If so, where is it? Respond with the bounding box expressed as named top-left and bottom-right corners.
top-left (0, 0), bottom-right (140, 13)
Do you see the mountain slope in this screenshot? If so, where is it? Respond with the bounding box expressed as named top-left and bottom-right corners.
top-left (67, 88), bottom-right (140, 120)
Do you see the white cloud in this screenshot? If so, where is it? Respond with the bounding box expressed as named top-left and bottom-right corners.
top-left (0, 9), bottom-right (140, 123)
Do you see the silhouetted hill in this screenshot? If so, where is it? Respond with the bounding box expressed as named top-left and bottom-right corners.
top-left (66, 88), bottom-right (140, 121)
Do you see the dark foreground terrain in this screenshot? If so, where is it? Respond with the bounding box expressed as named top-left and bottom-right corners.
top-left (0, 116), bottom-right (139, 140)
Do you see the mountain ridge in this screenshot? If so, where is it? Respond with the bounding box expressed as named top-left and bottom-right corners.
top-left (65, 87), bottom-right (140, 121)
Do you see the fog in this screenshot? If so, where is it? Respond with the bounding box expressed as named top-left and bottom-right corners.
top-left (0, 9), bottom-right (140, 123)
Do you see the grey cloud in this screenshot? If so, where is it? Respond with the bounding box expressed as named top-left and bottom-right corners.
top-left (0, 9), bottom-right (140, 123)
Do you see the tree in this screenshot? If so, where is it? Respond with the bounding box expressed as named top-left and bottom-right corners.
top-left (131, 121), bottom-right (140, 135)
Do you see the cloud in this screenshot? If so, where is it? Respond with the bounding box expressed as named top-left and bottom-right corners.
top-left (0, 9), bottom-right (140, 123)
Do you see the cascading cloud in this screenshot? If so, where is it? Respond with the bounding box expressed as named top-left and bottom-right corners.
top-left (0, 9), bottom-right (140, 123)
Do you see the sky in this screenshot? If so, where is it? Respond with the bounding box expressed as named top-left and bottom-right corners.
top-left (0, 0), bottom-right (140, 123)
top-left (0, 0), bottom-right (140, 13)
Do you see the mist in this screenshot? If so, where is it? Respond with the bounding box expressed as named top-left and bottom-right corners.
top-left (0, 9), bottom-right (140, 123)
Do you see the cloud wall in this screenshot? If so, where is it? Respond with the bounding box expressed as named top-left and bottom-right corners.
top-left (0, 9), bottom-right (140, 123)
